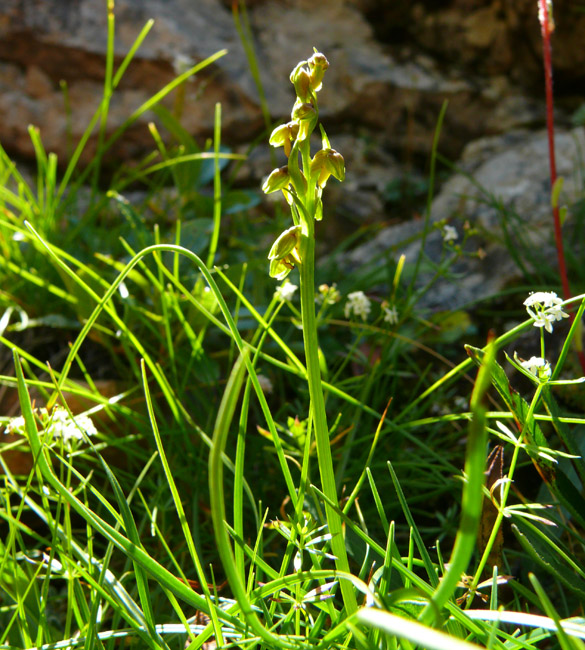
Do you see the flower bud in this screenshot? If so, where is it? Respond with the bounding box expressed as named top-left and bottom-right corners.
top-left (291, 102), bottom-right (317, 141)
top-left (262, 166), bottom-right (291, 194)
top-left (268, 225), bottom-right (303, 280)
top-left (290, 62), bottom-right (312, 103)
top-left (307, 52), bottom-right (329, 91)
top-left (269, 121), bottom-right (300, 157)
top-left (268, 225), bottom-right (301, 261)
top-left (310, 148), bottom-right (345, 188)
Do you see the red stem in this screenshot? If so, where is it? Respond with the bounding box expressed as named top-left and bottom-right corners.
top-left (538, 1), bottom-right (585, 372)
top-left (539, 1), bottom-right (569, 298)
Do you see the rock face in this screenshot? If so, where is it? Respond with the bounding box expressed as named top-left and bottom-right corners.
top-left (347, 127), bottom-right (585, 309)
top-left (1, 0), bottom-right (583, 168)
top-left (0, 0), bottom-right (256, 163)
top-left (432, 128), bottom-right (585, 239)
top-left (1, 0), bottom-right (584, 307)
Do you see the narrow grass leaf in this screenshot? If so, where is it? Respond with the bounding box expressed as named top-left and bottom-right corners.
top-left (13, 352), bottom-right (246, 632)
top-left (387, 461), bottom-right (439, 588)
top-left (358, 607), bottom-right (484, 650)
top-left (512, 519), bottom-right (585, 601)
top-left (418, 338), bottom-right (494, 628)
top-left (529, 573), bottom-right (584, 650)
top-left (465, 609), bottom-right (585, 641)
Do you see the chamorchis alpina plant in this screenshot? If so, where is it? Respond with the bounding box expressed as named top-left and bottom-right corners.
top-left (262, 50), bottom-right (357, 613)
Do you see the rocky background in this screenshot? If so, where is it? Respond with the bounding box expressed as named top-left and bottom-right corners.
top-left (1, 0), bottom-right (585, 303)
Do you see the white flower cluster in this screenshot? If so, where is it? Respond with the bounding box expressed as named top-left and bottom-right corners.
top-left (442, 225), bottom-right (458, 243)
top-left (523, 291), bottom-right (569, 333)
top-left (383, 304), bottom-right (399, 325)
top-left (274, 280), bottom-right (298, 301)
top-left (519, 355), bottom-right (552, 380)
top-left (47, 407), bottom-right (97, 443)
top-left (4, 407), bottom-right (97, 445)
top-left (344, 291), bottom-right (371, 321)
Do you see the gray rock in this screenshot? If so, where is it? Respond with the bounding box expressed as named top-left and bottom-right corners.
top-left (433, 127), bottom-right (585, 237)
top-left (346, 128), bottom-right (585, 309)
top-left (0, 0), bottom-right (554, 166)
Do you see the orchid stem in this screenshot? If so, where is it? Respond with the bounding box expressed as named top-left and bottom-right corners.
top-left (299, 219), bottom-right (358, 615)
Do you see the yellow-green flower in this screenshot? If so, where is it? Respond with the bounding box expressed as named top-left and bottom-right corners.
top-left (290, 62), bottom-right (312, 103)
top-left (307, 52), bottom-right (329, 91)
top-left (262, 166), bottom-right (291, 194)
top-left (310, 148), bottom-right (345, 188)
top-left (269, 121), bottom-right (300, 157)
top-left (291, 102), bottom-right (317, 141)
top-left (270, 257), bottom-right (295, 280)
top-left (268, 225), bottom-right (303, 280)
top-left (268, 225), bottom-right (301, 260)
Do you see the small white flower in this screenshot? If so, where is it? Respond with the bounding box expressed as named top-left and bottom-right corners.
top-left (3, 407), bottom-right (97, 446)
top-left (274, 281), bottom-right (298, 301)
top-left (524, 291), bottom-right (561, 308)
top-left (256, 374), bottom-right (273, 394)
top-left (519, 355), bottom-right (551, 380)
top-left (46, 407), bottom-right (97, 443)
top-left (383, 304), bottom-right (399, 325)
top-left (172, 53), bottom-right (195, 76)
top-left (344, 291), bottom-right (371, 321)
top-left (442, 225), bottom-right (458, 243)
top-left (4, 415), bottom-right (26, 435)
top-left (523, 291), bottom-right (569, 333)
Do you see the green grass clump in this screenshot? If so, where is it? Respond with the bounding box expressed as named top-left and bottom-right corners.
top-left (1, 4), bottom-right (585, 650)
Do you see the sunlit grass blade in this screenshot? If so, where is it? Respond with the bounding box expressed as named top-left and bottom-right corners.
top-left (358, 608), bottom-right (484, 650)
top-left (207, 103), bottom-right (223, 268)
top-left (13, 352), bottom-right (247, 631)
top-left (141, 359), bottom-right (225, 648)
top-left (208, 352), bottom-right (283, 647)
top-left (529, 573), bottom-right (585, 650)
top-left (419, 338), bottom-right (494, 624)
top-left (387, 460), bottom-right (439, 588)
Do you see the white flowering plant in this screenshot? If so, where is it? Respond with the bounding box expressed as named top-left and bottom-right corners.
top-left (382, 302), bottom-right (399, 325)
top-left (434, 219), bottom-right (484, 265)
top-left (274, 280), bottom-right (298, 302)
top-left (344, 291), bottom-right (371, 321)
top-left (4, 406), bottom-right (97, 452)
top-left (442, 224), bottom-right (458, 243)
top-left (523, 291), bottom-right (569, 334)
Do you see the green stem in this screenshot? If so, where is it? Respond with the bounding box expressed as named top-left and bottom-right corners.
top-left (467, 382), bottom-right (544, 598)
top-left (299, 220), bottom-right (358, 615)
